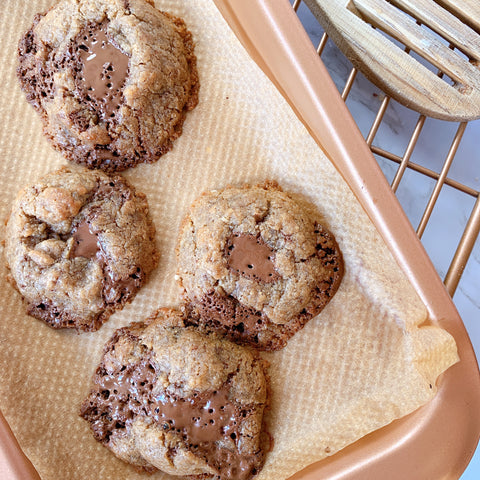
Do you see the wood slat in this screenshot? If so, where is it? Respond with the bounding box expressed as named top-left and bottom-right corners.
top-left (390, 0), bottom-right (480, 61)
top-left (435, 0), bottom-right (480, 34)
top-left (353, 0), bottom-right (478, 85)
top-left (304, 0), bottom-right (480, 120)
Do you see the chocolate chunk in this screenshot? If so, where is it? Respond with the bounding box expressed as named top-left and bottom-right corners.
top-left (70, 221), bottom-right (99, 259)
top-left (75, 22), bottom-right (130, 119)
top-left (226, 233), bottom-right (280, 283)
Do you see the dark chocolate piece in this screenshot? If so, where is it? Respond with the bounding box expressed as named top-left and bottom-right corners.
top-left (71, 221), bottom-right (99, 259)
top-left (75, 23), bottom-right (129, 119)
top-left (226, 233), bottom-right (280, 283)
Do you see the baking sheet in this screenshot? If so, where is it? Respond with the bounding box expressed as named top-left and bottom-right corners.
top-left (0, 0), bottom-right (464, 479)
top-left (211, 1), bottom-right (480, 478)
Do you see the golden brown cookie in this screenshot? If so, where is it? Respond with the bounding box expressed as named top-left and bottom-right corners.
top-left (80, 307), bottom-right (269, 479)
top-left (4, 167), bottom-right (158, 331)
top-left (17, 0), bottom-right (199, 172)
top-left (175, 181), bottom-right (344, 350)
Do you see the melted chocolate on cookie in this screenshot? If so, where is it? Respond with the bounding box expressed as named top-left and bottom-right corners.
top-left (70, 221), bottom-right (99, 259)
top-left (225, 233), bottom-right (279, 283)
top-left (75, 22), bottom-right (130, 119)
top-left (81, 341), bottom-right (262, 480)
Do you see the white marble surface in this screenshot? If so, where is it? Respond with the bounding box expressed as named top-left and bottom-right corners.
top-left (294, 2), bottom-right (480, 478)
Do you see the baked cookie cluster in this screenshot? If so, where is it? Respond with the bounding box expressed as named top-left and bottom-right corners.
top-left (17, 0), bottom-right (199, 172)
top-left (176, 181), bottom-right (344, 350)
top-left (4, 167), bottom-right (158, 331)
top-left (77, 181), bottom-right (343, 478)
top-left (81, 308), bottom-right (269, 479)
top-left (9, 1), bottom-right (344, 479)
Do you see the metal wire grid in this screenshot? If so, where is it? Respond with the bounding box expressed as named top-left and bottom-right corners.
top-left (291, 0), bottom-right (480, 299)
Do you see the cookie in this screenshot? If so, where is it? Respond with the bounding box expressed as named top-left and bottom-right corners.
top-left (17, 0), bottom-right (199, 172)
top-left (4, 167), bottom-right (158, 331)
top-left (175, 181), bottom-right (344, 350)
top-left (80, 307), bottom-right (269, 479)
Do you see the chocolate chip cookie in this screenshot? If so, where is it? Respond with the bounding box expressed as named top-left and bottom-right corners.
top-left (176, 181), bottom-right (344, 350)
top-left (17, 0), bottom-right (199, 172)
top-left (80, 307), bottom-right (269, 479)
top-left (4, 167), bottom-right (158, 331)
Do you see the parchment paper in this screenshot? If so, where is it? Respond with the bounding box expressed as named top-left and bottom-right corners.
top-left (0, 1), bottom-right (458, 479)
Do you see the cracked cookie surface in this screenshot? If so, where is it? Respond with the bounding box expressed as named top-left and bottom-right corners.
top-left (176, 181), bottom-right (344, 350)
top-left (4, 166), bottom-right (158, 331)
top-left (17, 0), bottom-right (199, 172)
top-left (80, 307), bottom-right (269, 479)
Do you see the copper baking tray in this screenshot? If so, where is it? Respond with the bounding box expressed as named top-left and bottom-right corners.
top-left (2, 0), bottom-right (480, 478)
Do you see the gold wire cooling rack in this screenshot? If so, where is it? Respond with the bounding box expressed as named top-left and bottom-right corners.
top-left (291, 0), bottom-right (480, 299)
